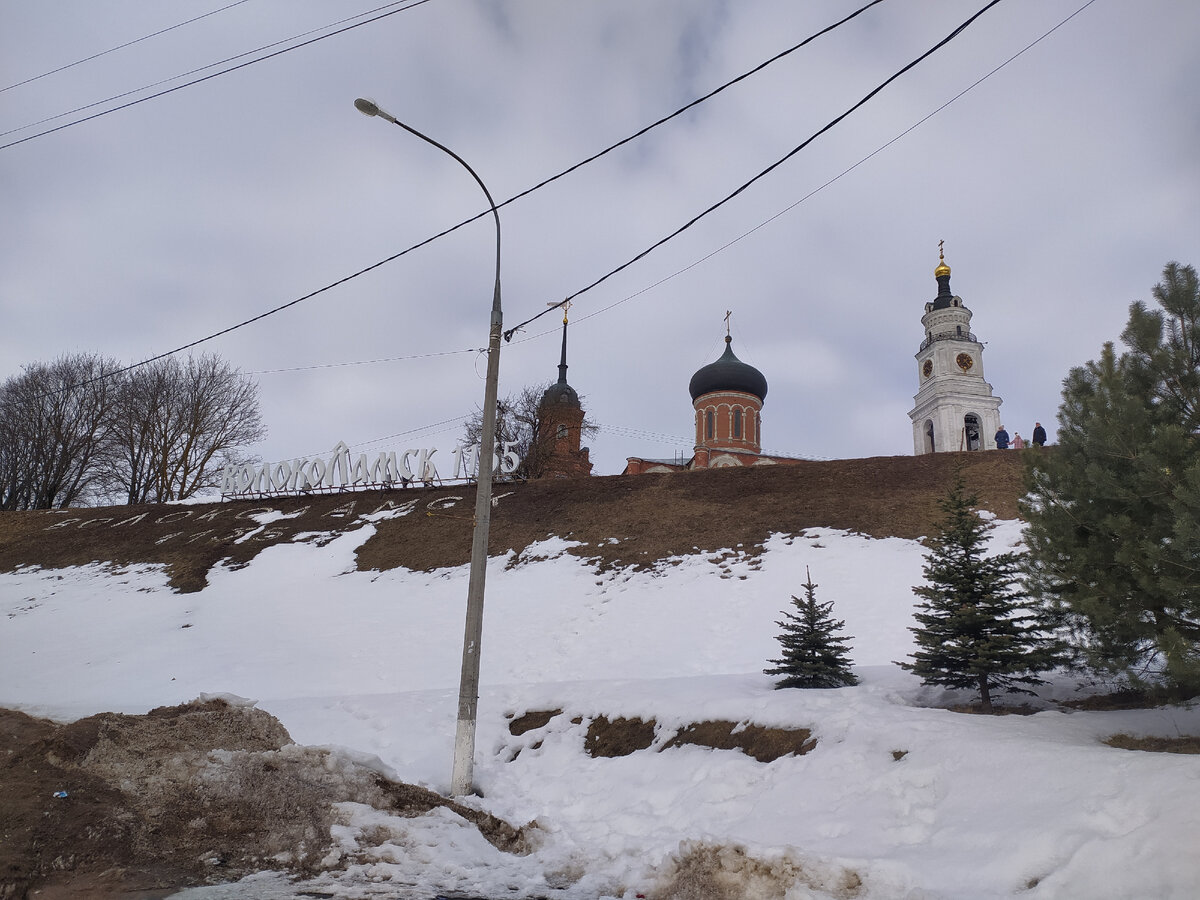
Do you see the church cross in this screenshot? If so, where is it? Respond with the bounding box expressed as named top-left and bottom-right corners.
top-left (724, 310), bottom-right (732, 337)
top-left (548, 299), bottom-right (572, 324)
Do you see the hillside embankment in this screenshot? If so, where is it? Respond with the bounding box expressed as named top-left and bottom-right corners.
top-left (0, 451), bottom-right (1029, 592)
top-left (0, 449), bottom-right (1037, 899)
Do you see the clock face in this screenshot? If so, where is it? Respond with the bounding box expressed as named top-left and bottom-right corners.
top-left (922, 359), bottom-right (933, 378)
top-left (956, 352), bottom-right (974, 372)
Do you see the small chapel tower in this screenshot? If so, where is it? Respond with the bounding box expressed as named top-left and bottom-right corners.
top-left (908, 245), bottom-right (1003, 454)
top-left (536, 305), bottom-right (593, 478)
top-left (688, 314), bottom-right (768, 468)
top-left (622, 313), bottom-right (808, 475)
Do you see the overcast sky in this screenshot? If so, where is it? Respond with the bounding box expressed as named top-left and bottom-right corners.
top-left (3, 0), bottom-right (1198, 478)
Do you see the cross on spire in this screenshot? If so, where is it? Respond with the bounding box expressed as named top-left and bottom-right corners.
top-left (724, 309), bottom-right (732, 337)
top-left (548, 299), bottom-right (571, 325)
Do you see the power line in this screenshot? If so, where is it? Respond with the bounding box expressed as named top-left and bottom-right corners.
top-left (31, 0), bottom-right (888, 394)
top-left (300, 414), bottom-right (470, 461)
top-left (192, 0), bottom-right (1096, 384)
top-left (249, 346), bottom-right (477, 376)
top-left (1, 0), bottom-right (253, 95)
top-left (501, 0), bottom-right (1006, 341)
top-left (566, 0), bottom-right (1099, 333)
top-left (0, 0), bottom-right (436, 149)
top-left (598, 423), bottom-right (694, 445)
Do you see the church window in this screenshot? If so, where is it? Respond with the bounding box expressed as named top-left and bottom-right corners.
top-left (705, 410), bottom-right (714, 440)
top-left (556, 424), bottom-right (568, 440)
top-left (733, 408), bottom-right (743, 438)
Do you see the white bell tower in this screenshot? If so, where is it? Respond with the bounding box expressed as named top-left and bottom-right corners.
top-left (908, 245), bottom-right (1003, 454)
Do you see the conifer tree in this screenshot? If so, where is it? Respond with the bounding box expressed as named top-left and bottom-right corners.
top-left (765, 568), bottom-right (858, 689)
top-left (899, 477), bottom-right (1060, 712)
top-left (1023, 262), bottom-right (1200, 690)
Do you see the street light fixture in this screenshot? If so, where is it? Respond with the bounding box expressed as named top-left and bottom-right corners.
top-left (354, 97), bottom-right (502, 796)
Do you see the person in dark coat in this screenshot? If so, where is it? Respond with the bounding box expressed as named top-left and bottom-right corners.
top-left (1032, 422), bottom-right (1047, 446)
top-left (994, 426), bottom-right (1010, 449)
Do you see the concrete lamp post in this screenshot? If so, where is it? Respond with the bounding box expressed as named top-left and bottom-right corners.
top-left (354, 97), bottom-right (502, 797)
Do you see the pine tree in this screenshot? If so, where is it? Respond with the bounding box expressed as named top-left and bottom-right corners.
top-left (1023, 262), bottom-right (1200, 691)
top-left (764, 568), bottom-right (858, 689)
top-left (900, 477), bottom-right (1060, 712)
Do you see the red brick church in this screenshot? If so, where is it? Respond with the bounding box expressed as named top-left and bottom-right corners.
top-left (623, 325), bottom-right (807, 475)
top-left (533, 309), bottom-right (805, 479)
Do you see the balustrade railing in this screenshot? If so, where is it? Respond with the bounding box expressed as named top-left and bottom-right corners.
top-left (920, 330), bottom-right (977, 351)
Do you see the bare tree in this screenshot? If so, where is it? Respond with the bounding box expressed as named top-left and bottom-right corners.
top-left (1, 351), bottom-right (265, 508)
top-left (102, 358), bottom-right (172, 505)
top-left (461, 382), bottom-right (598, 480)
top-left (101, 354), bottom-right (265, 503)
top-left (0, 354), bottom-right (117, 509)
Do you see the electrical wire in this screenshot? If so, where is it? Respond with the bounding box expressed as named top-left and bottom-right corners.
top-left (74, 0), bottom-right (1093, 388)
top-left (299, 414), bottom-right (470, 461)
top-left (26, 0), bottom-right (889, 393)
top-left (598, 423), bottom-right (694, 445)
top-left (564, 0), bottom-right (1099, 334)
top-left (1, 1), bottom-right (254, 95)
top-left (0, 0), bottom-right (436, 149)
top-left (501, 0), bottom-right (1005, 342)
top-left (248, 346), bottom-right (477, 376)
top-left (259, 0), bottom-right (1097, 374)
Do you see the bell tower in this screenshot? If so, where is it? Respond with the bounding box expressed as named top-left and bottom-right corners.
top-left (908, 245), bottom-right (1003, 454)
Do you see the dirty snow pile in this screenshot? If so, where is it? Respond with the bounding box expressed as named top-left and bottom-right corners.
top-left (3, 509), bottom-right (1199, 899)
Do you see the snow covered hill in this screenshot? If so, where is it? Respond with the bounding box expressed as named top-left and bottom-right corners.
top-left (2, 456), bottom-right (1199, 899)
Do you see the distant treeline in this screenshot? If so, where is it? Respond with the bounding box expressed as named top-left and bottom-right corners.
top-left (0, 352), bottom-right (264, 509)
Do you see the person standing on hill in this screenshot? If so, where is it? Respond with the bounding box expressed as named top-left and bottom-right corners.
top-left (1032, 422), bottom-right (1047, 446)
top-left (994, 425), bottom-right (1010, 449)
top-left (1012, 432), bottom-right (1025, 449)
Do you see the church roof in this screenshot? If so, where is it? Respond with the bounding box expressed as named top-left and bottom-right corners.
top-left (688, 335), bottom-right (768, 403)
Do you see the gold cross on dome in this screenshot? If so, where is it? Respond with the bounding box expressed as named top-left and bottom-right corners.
top-left (724, 309), bottom-right (732, 336)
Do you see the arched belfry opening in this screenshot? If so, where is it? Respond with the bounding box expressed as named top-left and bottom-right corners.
top-left (963, 414), bottom-right (981, 451)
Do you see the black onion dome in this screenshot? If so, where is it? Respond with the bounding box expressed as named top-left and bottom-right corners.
top-left (541, 380), bottom-right (580, 407)
top-left (688, 336), bottom-right (768, 402)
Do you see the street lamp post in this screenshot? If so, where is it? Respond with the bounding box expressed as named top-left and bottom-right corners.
top-left (354, 97), bottom-right (501, 796)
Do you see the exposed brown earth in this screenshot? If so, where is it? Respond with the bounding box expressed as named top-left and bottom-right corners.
top-left (0, 698), bottom-right (534, 900)
top-left (1103, 733), bottom-right (1200, 754)
top-left (0, 450), bottom-right (1030, 593)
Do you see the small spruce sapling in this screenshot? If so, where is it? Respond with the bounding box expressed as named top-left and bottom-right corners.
top-left (765, 567), bottom-right (858, 688)
top-left (899, 476), bottom-right (1061, 712)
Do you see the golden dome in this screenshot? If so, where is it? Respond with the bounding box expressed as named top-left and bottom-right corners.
top-left (934, 243), bottom-right (951, 278)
